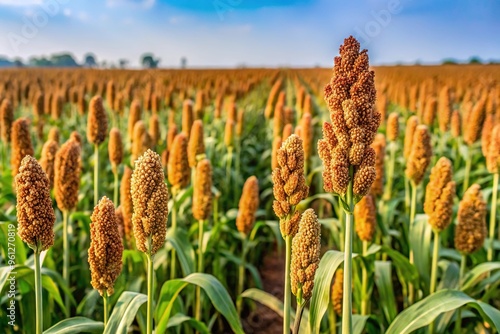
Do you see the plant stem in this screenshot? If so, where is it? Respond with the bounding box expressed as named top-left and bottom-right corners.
top-left (408, 181), bottom-right (417, 305)
top-left (328, 306), bottom-right (337, 334)
top-left (342, 168), bottom-right (354, 334)
top-left (404, 177), bottom-right (410, 216)
top-left (113, 169), bottom-right (119, 207)
top-left (463, 146), bottom-right (472, 195)
top-left (196, 220), bottom-right (205, 321)
top-left (146, 253), bottom-right (154, 334)
top-left (170, 190), bottom-right (177, 280)
top-left (103, 291), bottom-right (109, 327)
top-left (488, 173), bottom-right (498, 262)
top-left (361, 240), bottom-right (369, 316)
top-left (455, 255), bottom-right (466, 334)
top-left (283, 235), bottom-right (292, 334)
top-left (383, 141), bottom-right (396, 201)
top-left (292, 302), bottom-right (305, 334)
top-left (34, 250), bottom-right (43, 334)
top-left (429, 230), bottom-right (440, 334)
top-left (226, 146), bottom-right (233, 203)
top-left (94, 144), bottom-right (99, 206)
top-left (62, 209), bottom-right (70, 316)
top-left (237, 236), bottom-right (246, 316)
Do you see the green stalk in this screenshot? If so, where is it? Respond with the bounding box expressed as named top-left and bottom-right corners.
top-left (328, 306), bottom-right (337, 334)
top-left (113, 169), bottom-right (119, 207)
top-left (94, 144), bottom-right (99, 206)
top-left (404, 177), bottom-right (411, 216)
top-left (236, 236), bottom-right (246, 316)
top-left (103, 291), bottom-right (109, 327)
top-left (283, 235), bottom-right (292, 334)
top-left (34, 249), bottom-right (43, 334)
top-left (226, 146), bottom-right (233, 202)
top-left (463, 146), bottom-right (472, 195)
top-left (62, 210), bottom-right (70, 316)
top-left (196, 220), bottom-right (205, 321)
top-left (429, 230), bottom-right (440, 334)
top-left (383, 141), bottom-right (396, 201)
top-left (408, 181), bottom-right (417, 305)
top-left (342, 168), bottom-right (354, 334)
top-left (455, 255), bottom-right (466, 334)
top-left (361, 240), bottom-right (369, 316)
top-left (170, 190), bottom-right (178, 280)
top-left (146, 252), bottom-right (154, 334)
top-left (488, 173), bottom-right (498, 262)
top-left (292, 301), bottom-right (305, 334)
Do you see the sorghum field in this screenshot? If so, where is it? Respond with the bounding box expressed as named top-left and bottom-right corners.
top-left (1, 37), bottom-right (500, 334)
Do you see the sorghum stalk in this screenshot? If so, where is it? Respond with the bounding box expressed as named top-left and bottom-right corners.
top-left (62, 209), bottom-right (70, 315)
top-left (488, 172), bottom-right (498, 261)
top-left (486, 125), bottom-right (500, 260)
top-left (454, 255), bottom-right (467, 334)
top-left (284, 234), bottom-right (292, 333)
top-left (34, 247), bottom-right (42, 334)
top-left (343, 168), bottom-right (354, 332)
top-left (361, 240), bottom-right (368, 315)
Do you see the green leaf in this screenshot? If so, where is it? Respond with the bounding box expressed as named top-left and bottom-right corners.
top-left (156, 273), bottom-right (244, 334)
top-left (410, 214), bottom-right (432, 291)
top-left (386, 289), bottom-right (500, 334)
top-left (104, 291), bottom-right (148, 334)
top-left (166, 228), bottom-right (195, 276)
top-left (380, 246), bottom-right (419, 286)
top-left (374, 261), bottom-right (398, 324)
top-left (353, 314), bottom-right (369, 334)
top-left (167, 314), bottom-right (210, 334)
top-left (461, 262), bottom-right (500, 291)
top-left (43, 317), bottom-right (104, 334)
top-left (309, 250), bottom-right (346, 333)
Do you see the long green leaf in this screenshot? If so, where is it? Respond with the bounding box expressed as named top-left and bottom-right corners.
top-left (386, 289), bottom-right (500, 334)
top-left (410, 214), bottom-right (432, 291)
top-left (104, 291), bottom-right (148, 334)
top-left (353, 314), bottom-right (369, 334)
top-left (43, 317), bottom-right (104, 334)
top-left (309, 250), bottom-right (346, 333)
top-left (374, 261), bottom-right (398, 324)
top-left (461, 262), bottom-right (500, 291)
top-left (166, 228), bottom-right (195, 276)
top-left (167, 313), bottom-right (210, 334)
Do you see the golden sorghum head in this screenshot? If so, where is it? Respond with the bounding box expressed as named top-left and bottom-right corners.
top-left (15, 156), bottom-right (55, 252)
top-left (236, 108), bottom-right (245, 137)
top-left (291, 209), bottom-right (321, 303)
top-left (451, 110), bottom-right (462, 138)
top-left (481, 113), bottom-right (495, 159)
top-left (108, 128), bottom-right (123, 172)
top-left (486, 124), bottom-right (500, 173)
top-left (70, 131), bottom-right (83, 146)
top-left (386, 112), bottom-right (399, 141)
top-left (272, 136), bottom-right (282, 170)
top-left (131, 121), bottom-right (152, 163)
top-left (88, 196), bottom-right (123, 296)
top-left (464, 97), bottom-right (486, 146)
top-left (11, 118), bottom-right (34, 178)
top-left (168, 133), bottom-right (190, 190)
top-left (273, 103), bottom-right (284, 139)
top-left (149, 114), bottom-right (160, 146)
top-left (48, 127), bottom-right (60, 143)
top-left (331, 269), bottom-right (344, 316)
top-left (51, 94), bottom-right (63, 120)
top-left (282, 123), bottom-right (293, 141)
top-left (87, 96), bottom-right (108, 145)
top-left (77, 89), bottom-right (87, 116)
top-left (188, 120), bottom-right (205, 168)
top-left (131, 150), bottom-right (169, 255)
top-left (192, 159), bottom-right (213, 221)
top-left (44, 92), bottom-right (52, 116)
top-left (405, 125), bottom-right (432, 185)
top-left (120, 167), bottom-right (134, 247)
top-left (236, 176), bottom-right (259, 235)
top-left (284, 107), bottom-right (295, 126)
top-left (226, 98), bottom-right (237, 121)
top-left (438, 86), bottom-right (452, 132)
top-left (39, 139), bottom-right (59, 189)
top-left (54, 139), bottom-right (81, 211)
top-left (167, 123), bottom-right (178, 150)
top-left (1, 98), bottom-right (14, 143)
top-left (354, 194), bottom-right (376, 241)
top-left (424, 157), bottom-right (456, 232)
top-left (303, 94), bottom-right (312, 116)
top-left (224, 119), bottom-right (235, 148)
top-left (318, 36), bottom-right (380, 197)
top-left (403, 116), bottom-right (419, 159)
top-left (114, 92), bottom-right (124, 116)
top-left (423, 97), bottom-right (437, 127)
top-left (128, 99), bottom-right (142, 141)
top-left (33, 92), bottom-right (44, 117)
top-left (371, 134), bottom-right (385, 196)
top-left (182, 99), bottom-right (194, 138)
top-left (272, 134), bottom-right (309, 237)
top-left (106, 80), bottom-right (116, 110)
top-left (115, 205), bottom-right (124, 240)
top-left (455, 184), bottom-right (487, 254)
top-left (300, 113), bottom-right (313, 161)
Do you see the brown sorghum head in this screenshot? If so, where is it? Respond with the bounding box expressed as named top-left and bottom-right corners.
top-left (33, 92), bottom-right (44, 117)
top-left (464, 97), bottom-right (486, 146)
top-left (88, 196), bottom-right (123, 296)
top-left (131, 121), bottom-right (151, 164)
top-left (224, 119), bottom-right (235, 148)
top-left (481, 113), bottom-right (495, 159)
top-left (48, 127), bottom-right (60, 143)
top-left (455, 184), bottom-right (487, 254)
top-left (106, 80), bottom-right (116, 110)
top-left (386, 112), bottom-right (399, 141)
top-left (16, 156), bottom-right (55, 252)
top-left (11, 118), bottom-right (34, 178)
top-left (486, 124), bottom-right (500, 173)
top-left (331, 269), bottom-right (344, 316)
top-left (236, 176), bottom-right (259, 235)
top-left (438, 86), bottom-right (452, 132)
top-left (236, 108), bottom-right (245, 137)
top-left (120, 167), bottom-right (134, 247)
top-left (451, 110), bottom-right (462, 138)
top-left (149, 114), bottom-right (160, 146)
top-left (87, 96), bottom-right (108, 145)
top-left (192, 159), bottom-right (213, 221)
top-left (182, 99), bottom-right (194, 137)
top-left (168, 132), bottom-right (190, 190)
top-left (273, 103), bottom-right (284, 139)
top-left (51, 94), bottom-right (63, 120)
top-left (131, 150), bottom-right (169, 255)
top-left (371, 133), bottom-right (385, 196)
top-left (354, 194), bottom-right (376, 241)
top-left (70, 131), bottom-right (83, 146)
top-left (282, 123), bottom-right (293, 141)
top-left (318, 36), bottom-right (380, 198)
top-left (1, 98), bottom-right (14, 143)
top-left (405, 125), bottom-right (432, 185)
top-left (128, 99), bottom-right (142, 141)
top-left (115, 205), bottom-right (124, 240)
top-left (424, 157), bottom-right (456, 232)
top-left (167, 123), bottom-right (178, 150)
top-left (108, 128), bottom-right (123, 172)
top-left (271, 136), bottom-right (282, 171)
top-left (39, 139), bottom-right (59, 189)
top-left (54, 139), bottom-right (81, 211)
top-left (423, 97), bottom-right (437, 127)
top-left (403, 116), bottom-right (419, 159)
top-left (300, 113), bottom-right (313, 161)
top-left (114, 92), bottom-right (124, 116)
top-left (291, 209), bottom-right (321, 303)
top-left (272, 135), bottom-right (309, 234)
top-left (188, 120), bottom-right (205, 168)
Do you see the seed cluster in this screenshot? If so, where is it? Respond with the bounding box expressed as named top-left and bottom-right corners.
top-left (54, 139), bottom-right (81, 211)
top-left (188, 120), bottom-right (205, 168)
top-left (405, 125), bottom-right (432, 185)
top-left (168, 133), bottom-right (190, 190)
top-left (455, 184), bottom-right (487, 254)
top-left (39, 139), bottom-right (59, 189)
top-left (236, 176), bottom-right (259, 235)
top-left (87, 96), bottom-right (108, 145)
top-left (192, 159), bottom-right (213, 221)
top-left (354, 194), bottom-right (376, 242)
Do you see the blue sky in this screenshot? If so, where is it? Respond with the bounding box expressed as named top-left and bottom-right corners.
top-left (0, 0), bottom-right (499, 67)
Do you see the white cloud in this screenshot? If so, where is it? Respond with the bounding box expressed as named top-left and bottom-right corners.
top-left (63, 8), bottom-right (71, 17)
top-left (0, 0), bottom-right (42, 6)
top-left (107, 0), bottom-right (155, 9)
